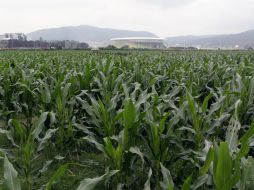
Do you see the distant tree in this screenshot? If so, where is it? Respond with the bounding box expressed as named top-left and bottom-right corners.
top-left (77, 42), bottom-right (89, 49)
top-left (120, 45), bottom-right (130, 49)
top-left (107, 45), bottom-right (117, 49)
top-left (99, 45), bottom-right (117, 50)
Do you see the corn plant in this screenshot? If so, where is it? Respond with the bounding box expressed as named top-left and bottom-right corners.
top-left (0, 50), bottom-right (254, 189)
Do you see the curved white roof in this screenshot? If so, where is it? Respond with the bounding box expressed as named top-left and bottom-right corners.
top-left (110, 37), bottom-right (164, 41)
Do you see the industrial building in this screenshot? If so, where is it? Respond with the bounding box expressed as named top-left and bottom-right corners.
top-left (110, 37), bottom-right (165, 49)
top-left (0, 33), bottom-right (89, 49)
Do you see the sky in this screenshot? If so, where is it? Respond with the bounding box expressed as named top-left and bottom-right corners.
top-left (0, 0), bottom-right (254, 37)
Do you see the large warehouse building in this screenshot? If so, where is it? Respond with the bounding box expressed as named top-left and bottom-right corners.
top-left (110, 37), bottom-right (165, 49)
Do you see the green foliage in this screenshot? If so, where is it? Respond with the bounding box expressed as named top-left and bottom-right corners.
top-left (4, 156), bottom-right (21, 190)
top-left (45, 164), bottom-right (68, 190)
top-left (77, 170), bottom-right (119, 190)
top-left (1, 50), bottom-right (254, 189)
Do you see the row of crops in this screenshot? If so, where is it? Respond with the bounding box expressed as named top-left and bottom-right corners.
top-left (0, 50), bottom-right (254, 189)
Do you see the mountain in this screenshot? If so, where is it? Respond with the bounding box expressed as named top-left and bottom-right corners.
top-left (166, 29), bottom-right (254, 49)
top-left (26, 26), bottom-right (254, 48)
top-left (27, 25), bottom-right (157, 46)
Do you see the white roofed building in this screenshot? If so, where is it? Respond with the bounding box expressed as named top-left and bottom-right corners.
top-left (110, 37), bottom-right (165, 49)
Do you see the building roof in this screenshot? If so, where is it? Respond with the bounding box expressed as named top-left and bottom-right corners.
top-left (2, 38), bottom-right (11, 41)
top-left (110, 37), bottom-right (164, 41)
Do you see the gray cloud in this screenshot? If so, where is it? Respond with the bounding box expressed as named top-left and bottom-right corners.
top-left (0, 0), bottom-right (253, 37)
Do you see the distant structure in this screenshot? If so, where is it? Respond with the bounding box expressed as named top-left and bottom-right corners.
top-left (0, 33), bottom-right (27, 41)
top-left (110, 37), bottom-right (165, 49)
top-left (0, 33), bottom-right (89, 49)
top-left (64, 40), bottom-right (89, 49)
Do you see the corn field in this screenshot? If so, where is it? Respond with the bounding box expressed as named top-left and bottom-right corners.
top-left (1, 50), bottom-right (254, 190)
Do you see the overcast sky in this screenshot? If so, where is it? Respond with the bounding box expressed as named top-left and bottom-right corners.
top-left (0, 0), bottom-right (254, 37)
